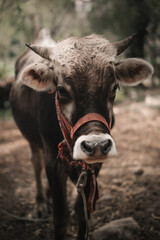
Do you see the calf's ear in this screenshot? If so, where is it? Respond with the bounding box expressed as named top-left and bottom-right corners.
top-left (21, 63), bottom-right (56, 91)
top-left (115, 58), bottom-right (153, 86)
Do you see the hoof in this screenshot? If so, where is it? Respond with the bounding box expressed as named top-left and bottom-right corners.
top-left (32, 202), bottom-right (50, 219)
top-left (47, 200), bottom-right (52, 214)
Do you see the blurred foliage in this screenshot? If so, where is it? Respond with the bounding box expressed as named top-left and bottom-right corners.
top-left (0, 62), bottom-right (14, 79)
top-left (89, 0), bottom-right (160, 64)
top-left (0, 0), bottom-right (75, 60)
top-left (0, 108), bottom-right (12, 120)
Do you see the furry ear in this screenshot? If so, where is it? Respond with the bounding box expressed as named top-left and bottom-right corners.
top-left (115, 58), bottom-right (153, 86)
top-left (21, 63), bottom-right (55, 91)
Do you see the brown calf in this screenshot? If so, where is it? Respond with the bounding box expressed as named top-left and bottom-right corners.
top-left (10, 29), bottom-right (153, 240)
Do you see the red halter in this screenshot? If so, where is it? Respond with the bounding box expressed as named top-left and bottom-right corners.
top-left (55, 92), bottom-right (112, 150)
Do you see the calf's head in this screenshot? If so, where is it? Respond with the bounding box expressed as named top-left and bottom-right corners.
top-left (21, 34), bottom-right (153, 163)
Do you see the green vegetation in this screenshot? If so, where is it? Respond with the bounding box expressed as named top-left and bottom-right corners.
top-left (0, 108), bottom-right (12, 120)
top-left (0, 62), bottom-right (14, 79)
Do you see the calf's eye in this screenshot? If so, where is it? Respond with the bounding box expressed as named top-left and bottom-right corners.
top-left (57, 86), bottom-right (68, 98)
top-left (113, 84), bottom-right (120, 93)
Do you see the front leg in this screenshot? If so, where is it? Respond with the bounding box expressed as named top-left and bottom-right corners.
top-left (44, 151), bottom-right (68, 240)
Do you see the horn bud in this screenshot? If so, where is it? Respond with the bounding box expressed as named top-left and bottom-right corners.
top-left (113, 33), bottom-right (138, 55)
top-left (26, 43), bottom-right (52, 61)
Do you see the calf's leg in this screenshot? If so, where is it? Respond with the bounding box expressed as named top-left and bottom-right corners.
top-left (29, 143), bottom-right (47, 218)
top-left (44, 152), bottom-right (68, 240)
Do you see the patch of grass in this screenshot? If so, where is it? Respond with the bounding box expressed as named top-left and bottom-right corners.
top-left (115, 89), bottom-right (126, 103)
top-left (0, 108), bottom-right (13, 121)
top-left (0, 62), bottom-right (14, 79)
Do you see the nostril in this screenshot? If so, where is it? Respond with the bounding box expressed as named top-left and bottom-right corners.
top-left (100, 139), bottom-right (112, 155)
top-left (81, 141), bottom-right (96, 156)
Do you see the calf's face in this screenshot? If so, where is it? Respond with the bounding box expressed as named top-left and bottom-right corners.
top-left (55, 62), bottom-right (118, 163)
top-left (21, 35), bottom-right (153, 163)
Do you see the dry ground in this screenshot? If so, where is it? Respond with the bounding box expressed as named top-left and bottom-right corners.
top-left (0, 95), bottom-right (160, 240)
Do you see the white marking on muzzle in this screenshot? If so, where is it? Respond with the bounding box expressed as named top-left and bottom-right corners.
top-left (62, 101), bottom-right (74, 123)
top-left (73, 133), bottom-right (117, 164)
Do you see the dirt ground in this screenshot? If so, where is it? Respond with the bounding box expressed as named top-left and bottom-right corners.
top-left (0, 94), bottom-right (160, 240)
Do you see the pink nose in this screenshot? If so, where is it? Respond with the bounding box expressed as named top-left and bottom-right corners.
top-left (81, 140), bottom-right (112, 156)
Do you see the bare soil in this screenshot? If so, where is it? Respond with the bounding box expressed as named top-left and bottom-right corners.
top-left (0, 97), bottom-right (160, 240)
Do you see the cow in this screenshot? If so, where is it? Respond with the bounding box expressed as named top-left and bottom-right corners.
top-left (10, 29), bottom-right (153, 240)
